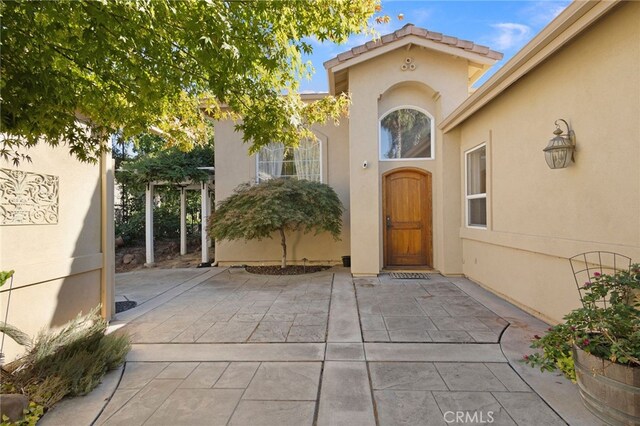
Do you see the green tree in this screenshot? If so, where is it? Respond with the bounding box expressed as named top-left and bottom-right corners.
top-left (115, 142), bottom-right (214, 243)
top-left (1, 0), bottom-right (378, 163)
top-left (208, 179), bottom-right (343, 268)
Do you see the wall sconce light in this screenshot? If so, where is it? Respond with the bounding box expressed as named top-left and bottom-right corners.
top-left (543, 119), bottom-right (576, 169)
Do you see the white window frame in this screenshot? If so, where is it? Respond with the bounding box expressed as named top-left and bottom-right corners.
top-left (465, 143), bottom-right (487, 229)
top-left (379, 105), bottom-right (436, 161)
top-left (255, 138), bottom-right (323, 183)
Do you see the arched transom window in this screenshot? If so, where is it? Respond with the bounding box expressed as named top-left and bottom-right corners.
top-left (256, 138), bottom-right (321, 182)
top-left (380, 108), bottom-right (433, 160)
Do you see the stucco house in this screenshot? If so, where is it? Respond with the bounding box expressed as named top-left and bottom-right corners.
top-left (213, 0), bottom-right (639, 323)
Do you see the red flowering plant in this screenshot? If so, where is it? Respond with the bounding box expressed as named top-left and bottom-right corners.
top-left (524, 264), bottom-right (640, 381)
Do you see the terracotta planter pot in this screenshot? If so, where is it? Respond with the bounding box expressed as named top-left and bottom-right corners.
top-left (573, 345), bottom-right (640, 425)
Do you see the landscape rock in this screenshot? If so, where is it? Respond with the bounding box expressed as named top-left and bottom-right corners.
top-left (115, 236), bottom-right (125, 247)
top-left (122, 254), bottom-right (134, 264)
top-left (0, 394), bottom-right (29, 422)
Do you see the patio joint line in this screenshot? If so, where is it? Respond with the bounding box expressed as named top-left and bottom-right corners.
top-left (323, 273), bottom-right (335, 344)
top-left (365, 361), bottom-right (381, 426)
top-left (352, 276), bottom-right (368, 347)
top-left (312, 360), bottom-right (326, 426)
top-left (224, 361), bottom-right (262, 426)
top-left (88, 364), bottom-right (127, 426)
top-left (496, 335), bottom-right (569, 424)
top-left (135, 269), bottom-right (210, 307)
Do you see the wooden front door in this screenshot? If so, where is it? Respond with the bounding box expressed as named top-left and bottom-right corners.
top-left (383, 169), bottom-right (432, 268)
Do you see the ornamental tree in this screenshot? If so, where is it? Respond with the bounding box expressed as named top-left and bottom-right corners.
top-left (208, 179), bottom-right (343, 268)
top-left (1, 0), bottom-right (378, 163)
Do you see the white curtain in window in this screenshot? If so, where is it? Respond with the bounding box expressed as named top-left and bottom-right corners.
top-left (258, 143), bottom-right (285, 181)
top-left (293, 138), bottom-right (320, 181)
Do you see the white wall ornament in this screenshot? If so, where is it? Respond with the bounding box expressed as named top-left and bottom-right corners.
top-left (0, 168), bottom-right (59, 225)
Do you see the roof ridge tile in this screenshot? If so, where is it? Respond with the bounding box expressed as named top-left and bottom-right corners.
top-left (324, 24), bottom-right (503, 70)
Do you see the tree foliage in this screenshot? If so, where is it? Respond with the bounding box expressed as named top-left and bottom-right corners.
top-left (1, 0), bottom-right (378, 163)
top-left (113, 135), bottom-right (212, 244)
top-left (208, 179), bottom-right (343, 268)
top-left (117, 144), bottom-right (214, 190)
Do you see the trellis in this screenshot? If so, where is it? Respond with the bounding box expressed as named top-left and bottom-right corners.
top-left (142, 167), bottom-right (214, 267)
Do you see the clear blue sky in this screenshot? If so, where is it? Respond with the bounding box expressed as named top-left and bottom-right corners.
top-left (299, 0), bottom-right (571, 92)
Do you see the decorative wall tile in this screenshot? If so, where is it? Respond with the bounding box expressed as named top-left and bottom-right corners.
top-left (0, 169), bottom-right (59, 225)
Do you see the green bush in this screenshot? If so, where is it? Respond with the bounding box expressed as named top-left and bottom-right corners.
top-left (209, 178), bottom-right (343, 268)
top-left (114, 142), bottom-right (213, 245)
top-left (115, 189), bottom-right (203, 245)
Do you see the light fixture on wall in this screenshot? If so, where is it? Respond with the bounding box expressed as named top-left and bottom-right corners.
top-left (543, 119), bottom-right (576, 169)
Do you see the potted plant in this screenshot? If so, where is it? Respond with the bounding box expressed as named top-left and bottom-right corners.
top-left (524, 264), bottom-right (639, 425)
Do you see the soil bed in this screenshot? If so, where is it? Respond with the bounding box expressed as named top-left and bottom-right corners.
top-left (116, 239), bottom-right (203, 273)
top-left (245, 265), bottom-right (332, 275)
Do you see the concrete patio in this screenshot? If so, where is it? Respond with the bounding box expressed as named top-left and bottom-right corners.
top-left (41, 267), bottom-right (604, 426)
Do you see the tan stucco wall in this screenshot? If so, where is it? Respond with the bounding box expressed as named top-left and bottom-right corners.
top-left (213, 119), bottom-right (351, 265)
top-left (0, 272), bottom-right (101, 361)
top-left (455, 1), bottom-right (640, 322)
top-left (1, 144), bottom-right (109, 361)
top-left (349, 47), bottom-right (470, 275)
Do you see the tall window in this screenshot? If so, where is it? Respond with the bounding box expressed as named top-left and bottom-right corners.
top-left (256, 138), bottom-right (321, 182)
top-left (466, 144), bottom-right (487, 228)
top-left (380, 108), bottom-right (433, 160)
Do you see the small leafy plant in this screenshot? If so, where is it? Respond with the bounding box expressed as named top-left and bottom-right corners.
top-left (525, 264), bottom-right (640, 380)
top-left (209, 178), bottom-right (343, 268)
top-left (0, 402), bottom-right (43, 426)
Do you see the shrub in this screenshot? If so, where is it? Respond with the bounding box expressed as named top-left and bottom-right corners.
top-left (115, 189), bottom-right (203, 245)
top-left (209, 178), bottom-right (343, 268)
top-left (2, 307), bottom-right (130, 410)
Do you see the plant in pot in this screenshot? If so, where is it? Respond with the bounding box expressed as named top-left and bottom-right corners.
top-left (524, 262), bottom-right (639, 426)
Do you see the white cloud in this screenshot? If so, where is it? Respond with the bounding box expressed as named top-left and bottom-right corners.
top-left (522, 1), bottom-right (569, 26)
top-left (490, 23), bottom-right (531, 50)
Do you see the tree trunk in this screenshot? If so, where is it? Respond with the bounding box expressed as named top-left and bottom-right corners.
top-left (279, 228), bottom-right (287, 269)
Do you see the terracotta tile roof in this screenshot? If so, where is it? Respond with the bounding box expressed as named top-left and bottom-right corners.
top-left (324, 24), bottom-right (503, 69)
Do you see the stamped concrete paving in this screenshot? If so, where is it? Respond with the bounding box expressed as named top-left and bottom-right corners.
top-left (124, 269), bottom-right (332, 344)
top-left (356, 275), bottom-right (509, 343)
top-left (43, 268), bottom-right (602, 425)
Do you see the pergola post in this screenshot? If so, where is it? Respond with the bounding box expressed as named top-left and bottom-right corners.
top-left (145, 183), bottom-right (155, 266)
top-left (179, 186), bottom-right (187, 256)
top-left (199, 182), bottom-right (211, 267)
top-left (206, 189), bottom-right (212, 249)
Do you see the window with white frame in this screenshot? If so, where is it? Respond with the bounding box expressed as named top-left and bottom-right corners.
top-left (380, 108), bottom-right (433, 160)
top-left (256, 138), bottom-right (321, 182)
top-left (466, 144), bottom-right (487, 228)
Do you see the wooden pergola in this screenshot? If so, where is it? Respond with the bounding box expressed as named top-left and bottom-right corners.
top-left (143, 167), bottom-right (214, 267)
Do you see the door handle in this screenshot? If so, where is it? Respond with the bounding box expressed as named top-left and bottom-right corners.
top-left (386, 216), bottom-right (392, 229)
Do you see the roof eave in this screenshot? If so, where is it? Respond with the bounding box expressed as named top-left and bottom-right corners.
top-left (326, 35), bottom-right (499, 75)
